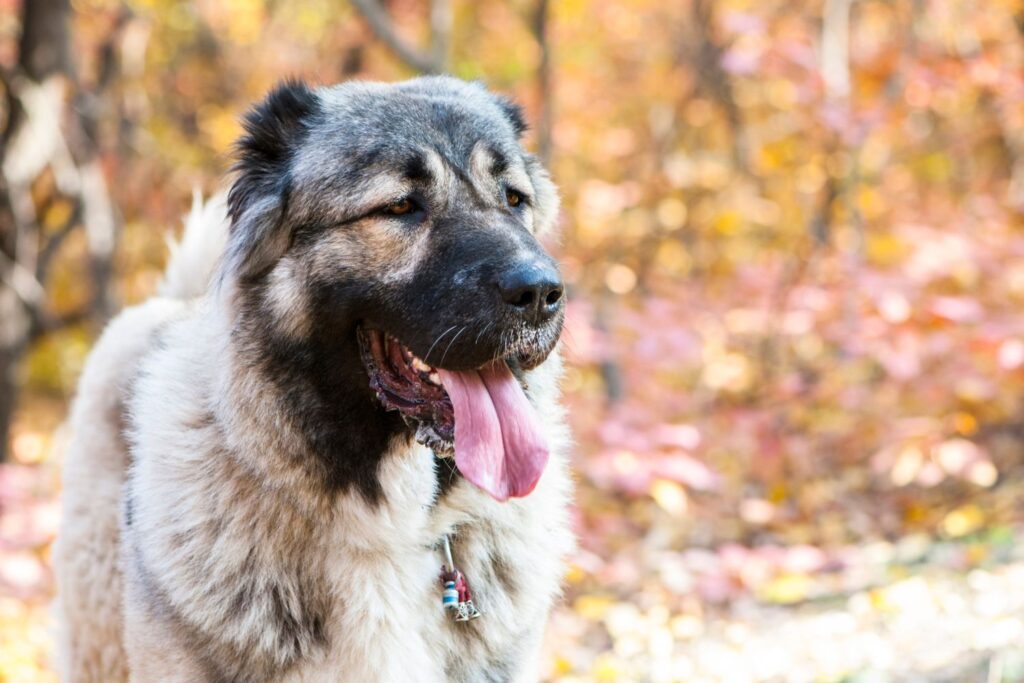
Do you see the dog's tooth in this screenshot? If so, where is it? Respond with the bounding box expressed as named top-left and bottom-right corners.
top-left (427, 371), bottom-right (441, 386)
top-left (411, 357), bottom-right (432, 373)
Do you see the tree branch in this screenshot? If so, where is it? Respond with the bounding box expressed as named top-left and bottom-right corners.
top-left (690, 0), bottom-right (748, 172)
top-left (350, 0), bottom-right (445, 73)
top-left (35, 199), bottom-right (82, 281)
top-left (530, 0), bottom-right (553, 165)
top-left (821, 0), bottom-right (854, 101)
top-left (28, 301), bottom-right (97, 342)
top-left (0, 250), bottom-right (46, 309)
top-left (18, 0), bottom-right (73, 82)
top-left (427, 0), bottom-right (451, 75)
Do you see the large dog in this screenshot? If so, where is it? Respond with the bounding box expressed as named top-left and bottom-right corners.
top-left (54, 77), bottom-right (573, 682)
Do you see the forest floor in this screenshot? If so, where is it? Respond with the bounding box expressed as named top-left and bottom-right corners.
top-left (546, 531), bottom-right (1024, 682)
top-left (2, 400), bottom-right (1024, 682)
top-left (4, 454), bottom-right (1024, 683)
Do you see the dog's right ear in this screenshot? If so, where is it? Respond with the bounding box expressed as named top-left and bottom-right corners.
top-left (226, 80), bottom-right (320, 280)
top-left (492, 95), bottom-right (527, 138)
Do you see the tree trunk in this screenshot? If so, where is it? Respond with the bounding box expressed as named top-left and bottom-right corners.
top-left (532, 0), bottom-right (553, 165)
top-left (0, 176), bottom-right (20, 463)
top-left (0, 336), bottom-right (22, 464)
top-left (0, 0), bottom-right (75, 461)
top-left (19, 0), bottom-right (73, 81)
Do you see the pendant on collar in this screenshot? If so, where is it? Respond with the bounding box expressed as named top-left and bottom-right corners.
top-left (440, 534), bottom-right (482, 622)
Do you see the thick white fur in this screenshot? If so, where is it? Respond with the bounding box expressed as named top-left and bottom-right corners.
top-left (53, 296), bottom-right (187, 681)
top-left (54, 196), bottom-right (574, 682)
top-left (157, 190), bottom-right (229, 300)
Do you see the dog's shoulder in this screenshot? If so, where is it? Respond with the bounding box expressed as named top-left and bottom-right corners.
top-left (55, 295), bottom-right (194, 681)
top-left (72, 296), bottom-right (191, 410)
top-left (65, 295), bottom-right (195, 478)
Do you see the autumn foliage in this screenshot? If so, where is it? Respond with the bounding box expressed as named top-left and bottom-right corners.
top-left (3, 0), bottom-right (1024, 681)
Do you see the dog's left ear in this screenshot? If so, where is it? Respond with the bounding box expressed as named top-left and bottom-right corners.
top-left (226, 79), bottom-right (321, 280)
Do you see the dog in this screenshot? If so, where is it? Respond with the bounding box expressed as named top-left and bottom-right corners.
top-left (53, 76), bottom-right (574, 682)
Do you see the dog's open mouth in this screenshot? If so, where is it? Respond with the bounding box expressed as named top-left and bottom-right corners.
top-left (357, 327), bottom-right (550, 501)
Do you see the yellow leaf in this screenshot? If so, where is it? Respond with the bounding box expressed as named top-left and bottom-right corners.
top-left (942, 504), bottom-right (984, 538)
top-left (758, 573), bottom-right (811, 604)
top-left (564, 563), bottom-right (587, 585)
top-left (551, 654), bottom-right (573, 676)
top-left (650, 479), bottom-right (688, 517)
top-left (865, 233), bottom-right (907, 266)
top-left (574, 595), bottom-right (616, 621)
top-left (592, 653), bottom-right (622, 681)
top-left (953, 412), bottom-right (978, 436)
top-left (712, 209), bottom-right (743, 236)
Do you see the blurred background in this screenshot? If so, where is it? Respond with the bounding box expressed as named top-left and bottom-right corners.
top-left (2, 0), bottom-right (1024, 681)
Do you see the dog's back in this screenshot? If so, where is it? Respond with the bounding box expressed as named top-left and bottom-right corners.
top-left (53, 194), bottom-right (228, 681)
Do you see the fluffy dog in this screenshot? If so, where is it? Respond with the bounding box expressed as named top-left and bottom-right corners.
top-left (54, 77), bottom-right (574, 682)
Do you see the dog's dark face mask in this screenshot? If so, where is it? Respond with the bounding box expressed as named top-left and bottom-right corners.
top-left (224, 78), bottom-right (563, 501)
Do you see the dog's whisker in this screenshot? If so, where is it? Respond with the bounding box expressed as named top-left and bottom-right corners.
top-left (424, 325), bottom-right (458, 365)
top-left (475, 321), bottom-right (494, 346)
top-left (439, 326), bottom-right (467, 368)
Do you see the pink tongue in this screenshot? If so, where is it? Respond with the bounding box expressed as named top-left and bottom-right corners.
top-left (436, 362), bottom-right (549, 501)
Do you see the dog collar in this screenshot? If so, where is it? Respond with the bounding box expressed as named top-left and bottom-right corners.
top-left (439, 535), bottom-right (481, 622)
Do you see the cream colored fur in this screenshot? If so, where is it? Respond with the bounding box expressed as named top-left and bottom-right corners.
top-left (53, 195), bottom-right (574, 682)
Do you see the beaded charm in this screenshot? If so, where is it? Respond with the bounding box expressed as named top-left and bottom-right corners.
top-left (440, 535), bottom-right (482, 622)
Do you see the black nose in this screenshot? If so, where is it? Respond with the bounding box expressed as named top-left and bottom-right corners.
top-left (497, 260), bottom-right (564, 325)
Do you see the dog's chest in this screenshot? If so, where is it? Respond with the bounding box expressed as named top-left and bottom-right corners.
top-left (266, 424), bottom-right (575, 683)
top-left (277, 453), bottom-right (561, 683)
top-left (284, 509), bottom-right (538, 682)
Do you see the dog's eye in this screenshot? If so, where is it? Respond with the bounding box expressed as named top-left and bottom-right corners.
top-left (506, 189), bottom-right (524, 208)
top-left (383, 198), bottom-right (415, 216)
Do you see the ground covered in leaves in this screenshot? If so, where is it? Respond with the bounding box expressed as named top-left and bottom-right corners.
top-left (549, 519), bottom-right (1024, 682)
top-left (3, 360), bottom-right (1024, 682)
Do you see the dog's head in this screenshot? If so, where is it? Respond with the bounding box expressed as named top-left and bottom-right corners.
top-left (223, 78), bottom-right (563, 501)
